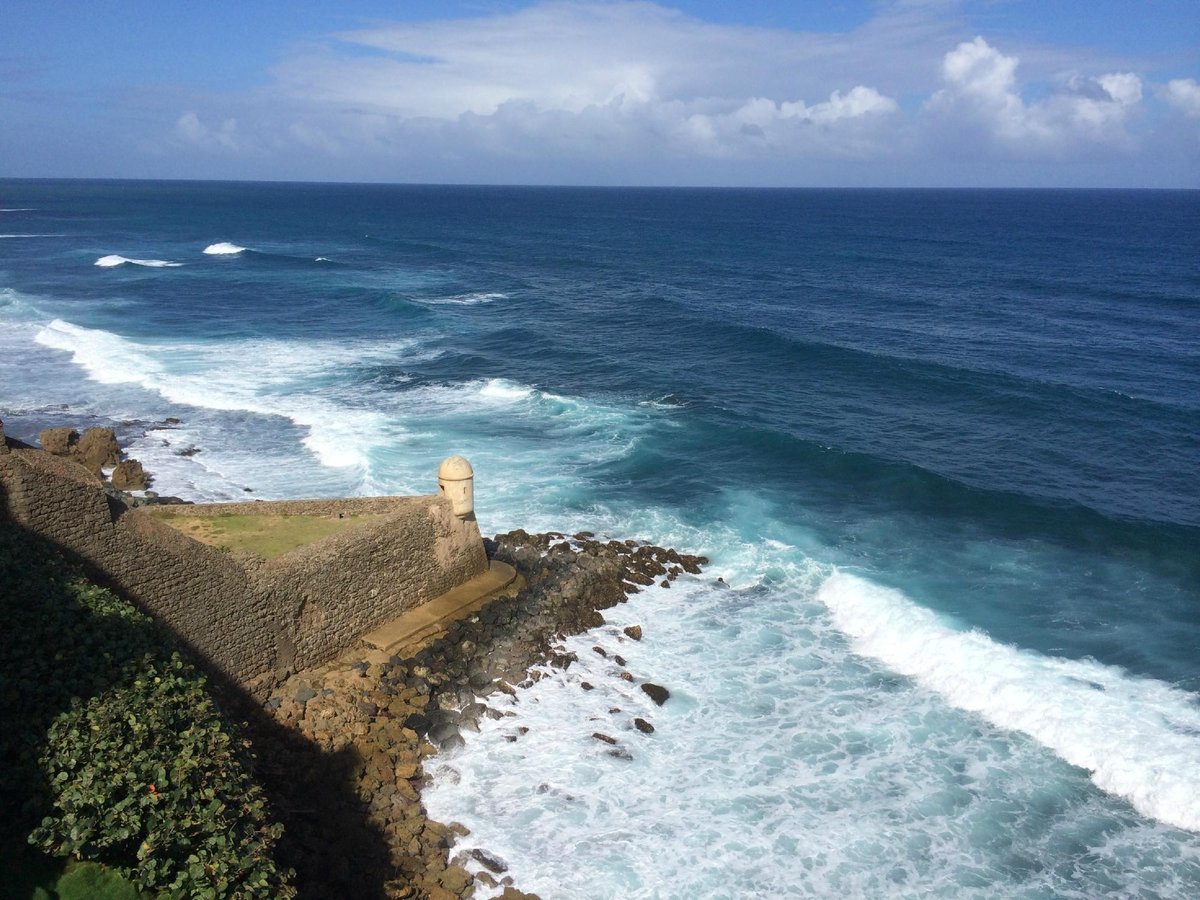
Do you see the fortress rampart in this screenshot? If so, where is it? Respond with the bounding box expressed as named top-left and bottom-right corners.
top-left (0, 424), bottom-right (488, 694)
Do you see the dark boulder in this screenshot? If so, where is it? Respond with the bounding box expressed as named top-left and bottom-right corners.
top-left (641, 682), bottom-right (670, 706)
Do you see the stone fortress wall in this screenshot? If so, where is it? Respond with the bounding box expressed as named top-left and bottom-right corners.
top-left (0, 420), bottom-right (488, 695)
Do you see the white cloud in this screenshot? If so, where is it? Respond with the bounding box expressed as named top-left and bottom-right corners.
top-left (256, 2), bottom-right (916, 164)
top-left (152, 3), bottom-right (1200, 185)
top-left (927, 36), bottom-right (1142, 149)
top-left (1163, 78), bottom-right (1200, 118)
top-left (174, 111), bottom-right (239, 151)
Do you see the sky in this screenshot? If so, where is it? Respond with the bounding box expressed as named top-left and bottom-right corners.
top-left (2, 1), bottom-right (1198, 187)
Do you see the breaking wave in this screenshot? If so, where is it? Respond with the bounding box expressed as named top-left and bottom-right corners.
top-left (95, 255), bottom-right (183, 268)
top-left (203, 242), bottom-right (248, 255)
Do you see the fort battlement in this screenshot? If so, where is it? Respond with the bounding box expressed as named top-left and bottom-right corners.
top-left (0, 430), bottom-right (489, 695)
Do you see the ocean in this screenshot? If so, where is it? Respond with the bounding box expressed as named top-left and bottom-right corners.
top-left (1, 181), bottom-right (1198, 897)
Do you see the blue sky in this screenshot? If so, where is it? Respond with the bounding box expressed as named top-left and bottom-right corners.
top-left (2, 1), bottom-right (1198, 186)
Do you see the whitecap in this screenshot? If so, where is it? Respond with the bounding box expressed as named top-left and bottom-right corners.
top-left (414, 291), bottom-right (508, 306)
top-left (95, 254), bottom-right (183, 268)
top-left (203, 241), bottom-right (247, 255)
top-left (816, 569), bottom-right (1200, 832)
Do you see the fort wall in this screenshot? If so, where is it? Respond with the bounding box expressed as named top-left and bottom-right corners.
top-left (0, 436), bottom-right (488, 694)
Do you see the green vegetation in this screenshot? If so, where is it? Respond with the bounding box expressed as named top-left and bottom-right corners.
top-left (0, 523), bottom-right (293, 898)
top-left (147, 511), bottom-right (384, 559)
top-left (0, 842), bottom-right (141, 899)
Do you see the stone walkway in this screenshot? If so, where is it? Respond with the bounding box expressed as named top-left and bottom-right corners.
top-left (359, 560), bottom-right (519, 659)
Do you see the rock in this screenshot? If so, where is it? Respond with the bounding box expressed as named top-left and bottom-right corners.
top-left (634, 717), bottom-right (655, 734)
top-left (295, 685), bottom-right (318, 704)
top-left (470, 848), bottom-right (509, 874)
top-left (592, 646), bottom-right (607, 657)
top-left (500, 888), bottom-right (541, 900)
top-left (623, 625), bottom-right (643, 641)
top-left (580, 682), bottom-right (594, 691)
top-left (404, 712), bottom-right (432, 735)
top-left (619, 672), bottom-right (634, 682)
top-left (74, 427), bottom-right (121, 473)
top-left (607, 747), bottom-right (634, 761)
top-left (641, 682), bottom-right (670, 706)
top-left (439, 864), bottom-right (473, 895)
top-left (429, 721), bottom-right (461, 746)
top-left (39, 427), bottom-right (78, 455)
top-left (591, 732), bottom-right (617, 745)
top-left (111, 458), bottom-right (148, 490)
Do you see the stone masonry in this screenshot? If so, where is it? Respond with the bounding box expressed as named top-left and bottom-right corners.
top-left (0, 434), bottom-right (488, 695)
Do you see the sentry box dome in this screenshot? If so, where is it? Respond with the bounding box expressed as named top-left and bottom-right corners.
top-left (437, 456), bottom-right (475, 519)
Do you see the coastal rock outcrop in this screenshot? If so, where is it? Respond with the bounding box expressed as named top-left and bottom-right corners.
top-left (38, 426), bottom-right (78, 456)
top-left (111, 458), bottom-right (149, 491)
top-left (74, 426), bottom-right (121, 474)
top-left (39, 425), bottom-right (122, 476)
top-left (254, 528), bottom-right (706, 899)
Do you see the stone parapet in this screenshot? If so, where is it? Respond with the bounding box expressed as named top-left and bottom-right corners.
top-left (0, 446), bottom-right (487, 694)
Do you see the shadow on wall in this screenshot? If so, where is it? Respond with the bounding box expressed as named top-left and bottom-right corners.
top-left (0, 435), bottom-right (487, 697)
top-left (0, 476), bottom-right (397, 899)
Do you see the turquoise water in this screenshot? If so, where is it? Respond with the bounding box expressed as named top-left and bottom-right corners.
top-left (2, 182), bottom-right (1198, 896)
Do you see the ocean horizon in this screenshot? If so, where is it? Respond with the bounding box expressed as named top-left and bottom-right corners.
top-left (2, 179), bottom-right (1198, 897)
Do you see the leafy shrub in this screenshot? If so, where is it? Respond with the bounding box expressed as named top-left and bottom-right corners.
top-left (0, 525), bottom-right (294, 897)
top-left (54, 861), bottom-right (141, 900)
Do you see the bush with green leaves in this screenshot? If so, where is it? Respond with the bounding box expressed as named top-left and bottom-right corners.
top-left (0, 524), bottom-right (294, 898)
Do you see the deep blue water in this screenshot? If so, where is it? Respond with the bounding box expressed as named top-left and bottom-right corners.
top-left (2, 181), bottom-right (1199, 897)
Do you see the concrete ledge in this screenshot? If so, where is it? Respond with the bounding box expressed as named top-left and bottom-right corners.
top-left (360, 560), bottom-right (518, 658)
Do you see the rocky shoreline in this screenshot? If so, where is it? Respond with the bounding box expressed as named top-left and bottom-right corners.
top-left (255, 529), bottom-right (706, 899)
top-left (7, 419), bottom-right (708, 897)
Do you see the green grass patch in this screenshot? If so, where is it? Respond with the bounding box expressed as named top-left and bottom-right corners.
top-left (147, 512), bottom-right (385, 559)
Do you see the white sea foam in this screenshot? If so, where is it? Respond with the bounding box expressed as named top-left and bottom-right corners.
top-left (0, 208), bottom-right (37, 212)
top-left (478, 378), bottom-right (535, 401)
top-left (0, 233), bottom-right (63, 238)
top-left (95, 254), bottom-right (183, 268)
top-left (415, 291), bottom-right (508, 306)
top-left (426, 546), bottom-right (1200, 898)
top-left (816, 570), bottom-right (1200, 833)
top-left (32, 319), bottom-right (416, 473)
top-left (202, 241), bottom-right (247, 255)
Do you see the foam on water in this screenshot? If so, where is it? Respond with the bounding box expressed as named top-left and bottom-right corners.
top-left (202, 241), bottom-right (247, 255)
top-left (414, 291), bottom-right (508, 306)
top-left (33, 318), bottom-right (410, 474)
top-left (95, 254), bottom-right (183, 268)
top-left (815, 570), bottom-right (1200, 832)
top-left (426, 531), bottom-right (1200, 898)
